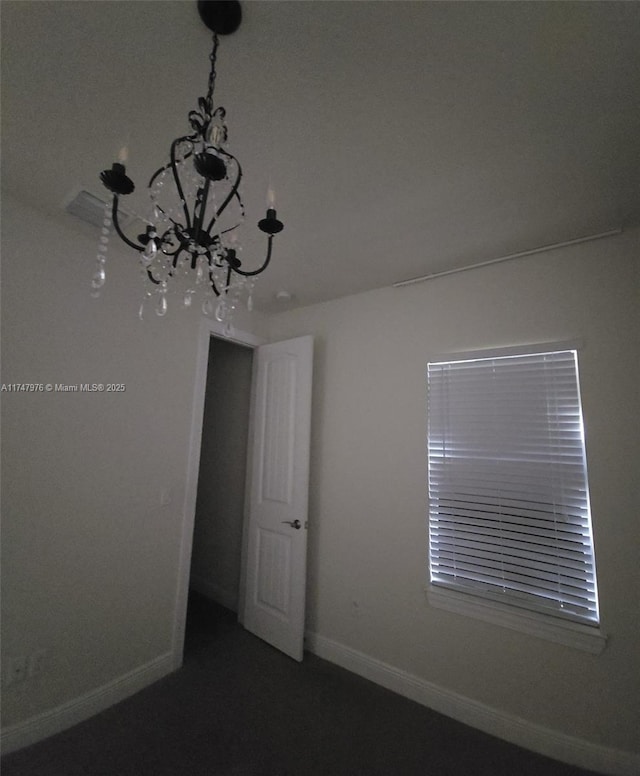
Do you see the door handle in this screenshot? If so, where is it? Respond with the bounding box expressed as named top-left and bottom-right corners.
top-left (282, 519), bottom-right (302, 530)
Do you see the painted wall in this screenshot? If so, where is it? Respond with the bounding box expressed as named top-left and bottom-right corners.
top-left (267, 229), bottom-right (640, 756)
top-left (0, 194), bottom-right (264, 735)
top-left (2, 189), bottom-right (638, 764)
top-left (190, 338), bottom-right (253, 612)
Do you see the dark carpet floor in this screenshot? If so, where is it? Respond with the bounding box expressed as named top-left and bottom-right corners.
top-left (2, 593), bottom-right (601, 775)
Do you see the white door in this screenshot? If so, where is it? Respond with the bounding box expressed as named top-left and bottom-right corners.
top-left (242, 335), bottom-right (313, 661)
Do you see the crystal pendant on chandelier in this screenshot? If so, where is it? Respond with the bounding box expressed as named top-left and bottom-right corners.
top-left (96, 0), bottom-right (284, 323)
top-left (142, 236), bottom-right (158, 265)
top-left (90, 200), bottom-right (113, 298)
top-left (156, 283), bottom-right (168, 317)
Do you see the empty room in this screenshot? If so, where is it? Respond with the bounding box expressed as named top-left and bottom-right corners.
top-left (1, 2), bottom-right (638, 774)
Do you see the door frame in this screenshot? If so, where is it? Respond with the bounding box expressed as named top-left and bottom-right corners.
top-left (172, 316), bottom-right (265, 669)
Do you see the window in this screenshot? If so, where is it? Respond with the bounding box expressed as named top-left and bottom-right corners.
top-left (427, 347), bottom-right (602, 648)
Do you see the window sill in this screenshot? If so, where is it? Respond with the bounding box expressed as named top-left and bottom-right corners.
top-left (426, 585), bottom-right (607, 654)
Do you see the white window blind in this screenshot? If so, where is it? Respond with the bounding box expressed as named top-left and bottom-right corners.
top-left (427, 349), bottom-right (599, 626)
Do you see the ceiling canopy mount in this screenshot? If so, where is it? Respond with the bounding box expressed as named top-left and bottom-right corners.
top-left (197, 0), bottom-right (242, 36)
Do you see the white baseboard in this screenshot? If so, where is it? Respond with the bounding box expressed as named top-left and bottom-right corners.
top-left (190, 575), bottom-right (238, 612)
top-left (305, 632), bottom-right (640, 776)
top-left (0, 651), bottom-right (174, 755)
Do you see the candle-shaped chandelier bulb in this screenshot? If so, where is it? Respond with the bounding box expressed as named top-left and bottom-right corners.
top-left (96, 0), bottom-right (283, 322)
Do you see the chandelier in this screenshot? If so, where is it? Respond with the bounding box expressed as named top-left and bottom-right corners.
top-left (93, 0), bottom-right (283, 322)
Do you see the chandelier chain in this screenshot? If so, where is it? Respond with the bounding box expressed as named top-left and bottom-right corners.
top-left (206, 33), bottom-right (220, 110)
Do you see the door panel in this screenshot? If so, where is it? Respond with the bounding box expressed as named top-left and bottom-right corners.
top-left (256, 528), bottom-right (292, 616)
top-left (242, 336), bottom-right (313, 661)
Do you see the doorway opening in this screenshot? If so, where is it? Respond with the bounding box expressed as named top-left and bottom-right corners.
top-left (184, 335), bottom-right (254, 657)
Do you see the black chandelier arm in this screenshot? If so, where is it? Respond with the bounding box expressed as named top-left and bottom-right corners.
top-left (233, 233), bottom-right (274, 277)
top-left (145, 259), bottom-right (171, 285)
top-left (148, 163), bottom-right (168, 191)
top-left (219, 223), bottom-right (243, 239)
top-left (206, 250), bottom-right (222, 297)
top-left (208, 275), bottom-right (222, 297)
top-left (205, 188), bottom-right (243, 240)
top-left (147, 132), bottom-right (198, 207)
top-left (147, 142), bottom-right (193, 189)
top-left (159, 227), bottom-right (183, 257)
top-left (193, 177), bottom-right (212, 243)
top-left (170, 137), bottom-right (195, 232)
top-left (162, 244), bottom-right (183, 258)
top-left (205, 150), bottom-right (243, 234)
top-left (146, 269), bottom-right (162, 286)
top-left (111, 196), bottom-right (144, 252)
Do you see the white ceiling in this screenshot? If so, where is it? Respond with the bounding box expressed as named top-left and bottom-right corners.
top-left (2, 1), bottom-right (639, 312)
